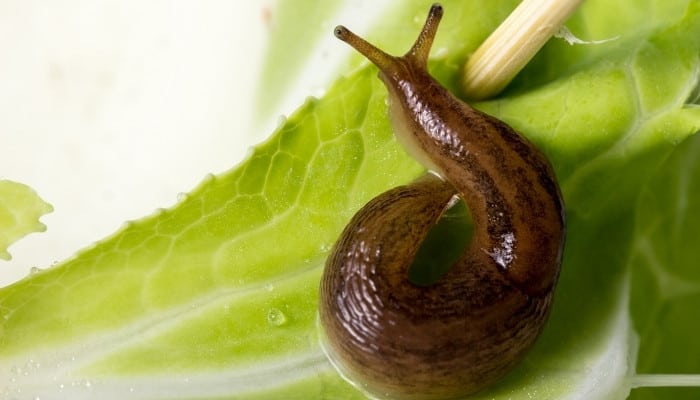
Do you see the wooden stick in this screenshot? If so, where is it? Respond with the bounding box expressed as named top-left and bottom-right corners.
top-left (461, 0), bottom-right (584, 99)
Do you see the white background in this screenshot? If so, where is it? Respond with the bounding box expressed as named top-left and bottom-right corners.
top-left (0, 1), bottom-right (389, 287)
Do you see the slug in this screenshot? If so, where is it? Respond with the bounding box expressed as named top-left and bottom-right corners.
top-left (319, 4), bottom-right (565, 400)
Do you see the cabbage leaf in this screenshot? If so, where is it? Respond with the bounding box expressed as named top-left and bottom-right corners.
top-left (0, 180), bottom-right (52, 261)
top-left (1, 0), bottom-right (700, 399)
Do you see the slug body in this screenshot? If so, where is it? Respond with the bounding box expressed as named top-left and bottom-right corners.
top-left (319, 4), bottom-right (565, 400)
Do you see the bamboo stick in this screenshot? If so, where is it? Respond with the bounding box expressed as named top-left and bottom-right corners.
top-left (461, 0), bottom-right (584, 99)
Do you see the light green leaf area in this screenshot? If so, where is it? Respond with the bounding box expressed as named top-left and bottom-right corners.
top-left (1, 0), bottom-right (700, 399)
top-left (0, 67), bottom-right (420, 399)
top-left (0, 180), bottom-right (53, 261)
top-left (254, 0), bottom-right (342, 121)
top-left (628, 131), bottom-right (700, 400)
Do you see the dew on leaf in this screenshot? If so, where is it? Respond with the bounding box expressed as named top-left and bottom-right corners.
top-left (267, 308), bottom-right (287, 326)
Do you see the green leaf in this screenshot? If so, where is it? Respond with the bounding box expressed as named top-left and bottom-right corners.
top-left (0, 180), bottom-right (53, 261)
top-left (0, 66), bottom-right (421, 398)
top-left (628, 132), bottom-right (700, 400)
top-left (1, 0), bottom-right (700, 399)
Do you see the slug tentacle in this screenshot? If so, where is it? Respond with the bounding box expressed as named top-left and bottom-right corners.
top-left (406, 3), bottom-right (443, 67)
top-left (334, 26), bottom-right (396, 73)
top-left (320, 4), bottom-right (565, 400)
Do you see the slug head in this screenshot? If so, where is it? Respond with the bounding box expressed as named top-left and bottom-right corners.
top-left (334, 4), bottom-right (448, 174)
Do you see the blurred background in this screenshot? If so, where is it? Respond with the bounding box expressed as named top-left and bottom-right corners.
top-left (0, 0), bottom-right (390, 287)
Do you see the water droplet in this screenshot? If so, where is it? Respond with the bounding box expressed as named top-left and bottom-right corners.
top-left (223, 304), bottom-right (230, 312)
top-left (267, 308), bottom-right (287, 326)
top-left (30, 267), bottom-right (42, 275)
top-left (264, 283), bottom-right (274, 292)
top-left (84, 380), bottom-right (92, 388)
top-left (177, 192), bottom-right (188, 202)
top-left (202, 173), bottom-right (215, 184)
top-left (319, 243), bottom-right (331, 253)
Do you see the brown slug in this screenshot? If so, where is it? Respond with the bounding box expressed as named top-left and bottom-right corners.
top-left (319, 4), bottom-right (565, 400)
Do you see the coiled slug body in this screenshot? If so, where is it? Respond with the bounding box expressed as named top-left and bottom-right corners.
top-left (319, 4), bottom-right (565, 400)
